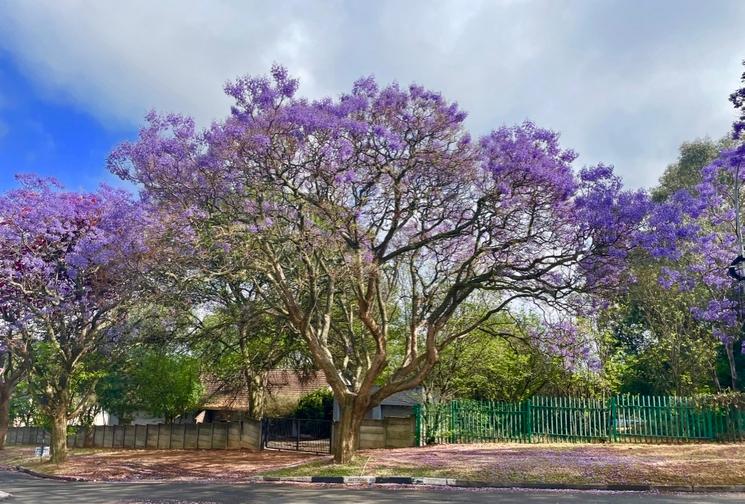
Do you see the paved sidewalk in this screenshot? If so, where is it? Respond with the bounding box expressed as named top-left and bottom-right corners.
top-left (1, 470), bottom-right (745, 504)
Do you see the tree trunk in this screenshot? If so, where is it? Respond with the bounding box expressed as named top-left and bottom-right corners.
top-left (713, 363), bottom-right (723, 392)
top-left (50, 408), bottom-right (68, 464)
top-left (726, 343), bottom-right (738, 389)
top-left (246, 374), bottom-right (266, 420)
top-left (334, 397), bottom-right (365, 464)
top-left (84, 426), bottom-right (95, 448)
top-left (0, 383), bottom-right (12, 450)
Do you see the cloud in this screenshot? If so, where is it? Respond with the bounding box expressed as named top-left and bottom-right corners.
top-left (0, 0), bottom-right (743, 188)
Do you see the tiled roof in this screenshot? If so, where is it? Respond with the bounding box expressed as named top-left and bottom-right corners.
top-left (201, 369), bottom-right (329, 411)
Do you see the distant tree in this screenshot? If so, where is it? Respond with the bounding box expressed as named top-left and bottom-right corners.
top-left (192, 306), bottom-right (303, 420)
top-left (599, 254), bottom-right (719, 395)
top-left (421, 310), bottom-right (566, 402)
top-left (424, 308), bottom-right (622, 402)
top-left (96, 356), bottom-right (140, 426)
top-left (603, 134), bottom-right (738, 394)
top-left (652, 137), bottom-right (731, 202)
top-left (643, 60), bottom-right (745, 389)
top-left (425, 333), bottom-right (556, 403)
top-left (0, 324), bottom-right (33, 448)
top-left (131, 350), bottom-right (203, 423)
top-left (8, 380), bottom-right (41, 428)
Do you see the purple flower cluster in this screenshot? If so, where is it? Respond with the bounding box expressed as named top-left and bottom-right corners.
top-left (0, 175), bottom-right (144, 339)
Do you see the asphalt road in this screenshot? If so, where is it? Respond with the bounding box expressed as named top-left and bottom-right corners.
top-left (1, 471), bottom-right (744, 504)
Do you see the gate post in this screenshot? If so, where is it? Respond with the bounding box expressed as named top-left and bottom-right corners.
top-left (609, 396), bottom-right (617, 442)
top-left (523, 399), bottom-right (532, 442)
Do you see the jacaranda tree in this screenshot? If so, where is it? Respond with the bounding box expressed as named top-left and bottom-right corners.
top-left (0, 176), bottom-right (144, 462)
top-left (110, 66), bottom-right (647, 462)
top-left (645, 61), bottom-right (745, 389)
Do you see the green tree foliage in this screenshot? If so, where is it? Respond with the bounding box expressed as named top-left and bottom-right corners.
top-left (29, 342), bottom-right (106, 427)
top-left (8, 380), bottom-right (42, 427)
top-left (98, 349), bottom-right (203, 423)
top-left (293, 388), bottom-right (333, 419)
top-left (652, 137), bottom-right (731, 202)
top-left (96, 356), bottom-right (141, 425)
top-left (421, 309), bottom-right (614, 402)
top-left (194, 311), bottom-right (307, 420)
top-left (425, 333), bottom-right (556, 402)
top-left (133, 351), bottom-right (203, 423)
top-left (600, 137), bottom-right (733, 395)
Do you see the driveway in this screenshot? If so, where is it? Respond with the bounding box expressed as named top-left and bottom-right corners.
top-left (0, 470), bottom-right (744, 504)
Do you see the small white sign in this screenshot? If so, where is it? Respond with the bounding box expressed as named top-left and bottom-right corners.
top-left (34, 446), bottom-right (50, 457)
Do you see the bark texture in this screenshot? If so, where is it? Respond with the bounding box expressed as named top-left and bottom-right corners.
top-left (0, 383), bottom-right (11, 450)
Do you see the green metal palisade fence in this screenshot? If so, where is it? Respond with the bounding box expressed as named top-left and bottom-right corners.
top-left (414, 395), bottom-right (745, 446)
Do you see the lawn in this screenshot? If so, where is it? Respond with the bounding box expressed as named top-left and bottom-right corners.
top-left (0, 445), bottom-right (323, 481)
top-left (265, 442), bottom-right (745, 486)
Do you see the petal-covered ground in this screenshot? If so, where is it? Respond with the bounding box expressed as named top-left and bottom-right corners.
top-left (267, 442), bottom-right (745, 485)
top-left (3, 443), bottom-right (745, 485)
top-left (0, 446), bottom-right (324, 481)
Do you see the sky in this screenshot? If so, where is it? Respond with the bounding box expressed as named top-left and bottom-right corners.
top-left (0, 0), bottom-right (744, 192)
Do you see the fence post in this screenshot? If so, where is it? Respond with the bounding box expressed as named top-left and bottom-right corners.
top-left (296, 418), bottom-right (300, 451)
top-left (609, 396), bottom-right (617, 442)
top-left (449, 401), bottom-right (457, 443)
top-left (523, 399), bottom-right (532, 442)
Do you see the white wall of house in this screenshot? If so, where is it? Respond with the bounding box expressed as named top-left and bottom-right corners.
top-left (92, 410), bottom-right (199, 426)
top-left (91, 410), bottom-right (117, 426)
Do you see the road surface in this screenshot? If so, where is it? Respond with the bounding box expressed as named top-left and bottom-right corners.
top-left (0, 470), bottom-right (743, 503)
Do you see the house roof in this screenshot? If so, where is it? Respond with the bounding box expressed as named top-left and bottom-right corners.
top-left (379, 387), bottom-right (423, 407)
top-left (201, 369), bottom-right (330, 411)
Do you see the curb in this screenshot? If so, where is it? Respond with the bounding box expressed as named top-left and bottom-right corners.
top-left (9, 467), bottom-right (745, 494)
top-left (256, 475), bottom-right (745, 493)
top-left (13, 465), bottom-right (88, 482)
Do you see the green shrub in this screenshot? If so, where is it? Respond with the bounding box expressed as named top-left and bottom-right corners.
top-left (293, 388), bottom-right (333, 419)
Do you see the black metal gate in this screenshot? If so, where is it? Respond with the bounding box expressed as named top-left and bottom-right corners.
top-left (262, 417), bottom-right (332, 454)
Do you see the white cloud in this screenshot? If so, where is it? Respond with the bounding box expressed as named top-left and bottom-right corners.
top-left (0, 0), bottom-right (743, 188)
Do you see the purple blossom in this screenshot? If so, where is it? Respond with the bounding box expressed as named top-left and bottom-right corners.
top-left (0, 176), bottom-right (144, 338)
top-left (109, 65), bottom-right (653, 382)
